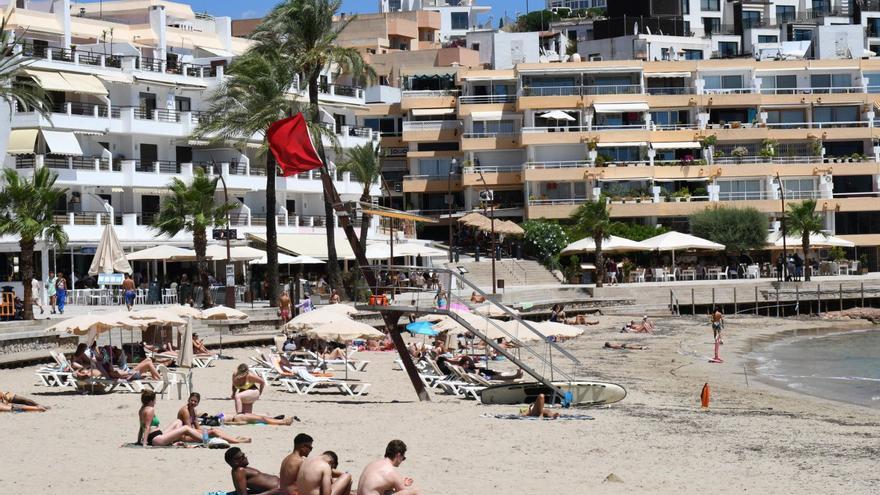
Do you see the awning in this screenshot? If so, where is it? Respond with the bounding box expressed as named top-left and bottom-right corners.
top-left (471, 111), bottom-right (505, 120)
top-left (7, 129), bottom-right (39, 155)
top-left (24, 70), bottom-right (76, 92)
top-left (195, 46), bottom-right (236, 57)
top-left (652, 177), bottom-right (710, 182)
top-left (134, 75), bottom-right (208, 89)
top-left (42, 130), bottom-right (83, 156)
top-left (644, 72), bottom-right (691, 78)
top-left (593, 102), bottom-right (649, 113)
top-left (651, 141), bottom-right (701, 150)
top-left (598, 177), bottom-right (652, 182)
top-left (597, 141), bottom-right (647, 147)
top-left (59, 72), bottom-right (108, 96)
top-left (96, 72), bottom-right (133, 84)
top-left (249, 233), bottom-right (355, 260)
top-left (411, 108), bottom-right (455, 116)
top-left (402, 67), bottom-right (457, 77)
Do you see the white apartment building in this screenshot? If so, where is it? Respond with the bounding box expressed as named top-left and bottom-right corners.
top-left (1, 1), bottom-right (381, 275)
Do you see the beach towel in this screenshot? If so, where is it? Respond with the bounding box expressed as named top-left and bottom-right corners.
top-left (120, 442), bottom-right (206, 449)
top-left (480, 413), bottom-right (594, 421)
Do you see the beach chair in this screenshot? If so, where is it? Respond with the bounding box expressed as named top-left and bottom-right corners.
top-left (192, 355), bottom-right (218, 368)
top-left (156, 364), bottom-right (191, 400)
top-left (446, 365), bottom-right (487, 400)
top-left (35, 351), bottom-right (76, 388)
top-left (280, 368), bottom-right (370, 396)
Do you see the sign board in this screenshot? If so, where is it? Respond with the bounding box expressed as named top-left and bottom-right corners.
top-left (496, 279), bottom-right (505, 289)
top-left (80, 247), bottom-right (96, 255)
top-left (226, 264), bottom-right (235, 287)
top-left (97, 273), bottom-right (125, 285)
top-left (213, 228), bottom-right (237, 240)
top-left (383, 147), bottom-right (408, 157)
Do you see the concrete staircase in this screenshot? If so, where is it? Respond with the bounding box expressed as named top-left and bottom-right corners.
top-left (443, 259), bottom-right (561, 288)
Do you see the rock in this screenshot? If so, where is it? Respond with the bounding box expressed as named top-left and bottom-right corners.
top-left (604, 473), bottom-right (624, 483)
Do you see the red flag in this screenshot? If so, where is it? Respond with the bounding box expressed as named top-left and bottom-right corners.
top-left (267, 113), bottom-right (324, 176)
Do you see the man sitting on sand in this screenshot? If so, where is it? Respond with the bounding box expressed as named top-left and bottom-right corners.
top-left (357, 440), bottom-right (420, 495)
top-left (298, 450), bottom-right (352, 495)
top-left (226, 447), bottom-right (281, 495)
top-left (279, 433), bottom-right (314, 495)
top-left (621, 316), bottom-right (655, 334)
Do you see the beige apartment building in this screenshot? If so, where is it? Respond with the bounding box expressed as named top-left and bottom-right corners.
top-left (359, 58), bottom-right (880, 264)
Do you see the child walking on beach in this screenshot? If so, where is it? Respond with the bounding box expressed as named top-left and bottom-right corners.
top-left (711, 307), bottom-right (724, 344)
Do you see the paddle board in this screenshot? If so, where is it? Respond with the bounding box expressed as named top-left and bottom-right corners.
top-left (479, 381), bottom-right (627, 406)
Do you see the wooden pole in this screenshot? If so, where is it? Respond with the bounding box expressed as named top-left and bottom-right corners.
top-left (861, 282), bottom-right (865, 307)
top-left (733, 287), bottom-right (737, 314)
top-left (754, 286), bottom-right (758, 315)
top-left (381, 311), bottom-right (430, 402)
top-left (711, 288), bottom-right (715, 310)
top-left (795, 285), bottom-right (799, 316)
top-left (775, 288), bottom-right (780, 317)
top-left (839, 283), bottom-right (843, 311)
top-left (817, 284), bottom-right (821, 315)
top-left (691, 288), bottom-right (695, 315)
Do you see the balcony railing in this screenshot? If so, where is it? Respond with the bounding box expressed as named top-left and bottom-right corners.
top-left (646, 87), bottom-right (694, 95)
top-left (522, 84), bottom-right (642, 97)
top-left (713, 155), bottom-right (824, 165)
top-left (526, 160), bottom-right (591, 169)
top-left (462, 131), bottom-right (518, 138)
top-left (766, 121), bottom-right (870, 129)
top-left (463, 165), bottom-right (524, 173)
top-left (528, 198), bottom-right (588, 206)
top-left (459, 94), bottom-right (517, 104)
top-left (401, 89), bottom-right (460, 97)
top-left (522, 125), bottom-right (589, 133)
top-left (703, 87), bottom-right (755, 95)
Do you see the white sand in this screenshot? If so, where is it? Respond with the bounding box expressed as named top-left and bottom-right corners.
top-left (1, 314), bottom-right (879, 494)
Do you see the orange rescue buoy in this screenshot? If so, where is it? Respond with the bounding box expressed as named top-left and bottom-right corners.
top-left (700, 382), bottom-right (710, 408)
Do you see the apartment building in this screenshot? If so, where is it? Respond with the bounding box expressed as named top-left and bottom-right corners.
top-left (1, 0), bottom-right (381, 268)
top-left (379, 0), bottom-right (490, 43)
top-left (364, 58), bottom-right (880, 263)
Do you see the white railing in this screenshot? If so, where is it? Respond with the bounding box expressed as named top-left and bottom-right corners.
top-left (401, 89), bottom-right (460, 97)
top-left (652, 123), bottom-right (700, 131)
top-left (718, 191), bottom-right (771, 201)
top-left (462, 132), bottom-right (518, 138)
top-left (593, 124), bottom-right (647, 131)
top-left (833, 191), bottom-right (880, 198)
top-left (528, 198), bottom-right (589, 206)
top-left (713, 155), bottom-right (824, 164)
top-left (463, 165), bottom-right (523, 173)
top-left (521, 126), bottom-right (589, 133)
top-left (521, 84), bottom-right (643, 97)
top-left (766, 121), bottom-right (870, 129)
top-left (703, 87), bottom-right (756, 94)
top-left (526, 160), bottom-right (591, 169)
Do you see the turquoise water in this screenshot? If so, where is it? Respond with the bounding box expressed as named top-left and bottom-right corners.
top-left (751, 329), bottom-right (880, 408)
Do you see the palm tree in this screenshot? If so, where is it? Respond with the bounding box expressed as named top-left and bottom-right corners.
top-left (192, 49), bottom-right (314, 307)
top-left (152, 169), bottom-right (235, 308)
top-left (0, 168), bottom-right (68, 320)
top-left (785, 199), bottom-right (825, 282)
top-left (570, 200), bottom-right (614, 288)
top-left (338, 142), bottom-right (381, 251)
top-left (0, 16), bottom-right (51, 118)
top-left (252, 0), bottom-right (376, 291)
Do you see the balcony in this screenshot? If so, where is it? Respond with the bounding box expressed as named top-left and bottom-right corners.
top-left (461, 165), bottom-right (523, 186)
top-left (318, 83), bottom-right (365, 102)
top-left (400, 90), bottom-right (458, 110)
top-left (401, 173), bottom-right (462, 193)
top-left (522, 84), bottom-right (642, 97)
top-left (460, 131), bottom-right (521, 150)
top-left (459, 95), bottom-right (517, 104)
top-left (401, 120), bottom-right (461, 141)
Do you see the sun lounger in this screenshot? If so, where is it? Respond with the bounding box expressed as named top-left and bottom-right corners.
top-left (35, 351), bottom-right (76, 388)
top-left (192, 355), bottom-right (218, 368)
top-left (280, 369), bottom-right (370, 396)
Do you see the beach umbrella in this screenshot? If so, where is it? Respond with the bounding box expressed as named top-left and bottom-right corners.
top-left (472, 302), bottom-right (518, 317)
top-left (127, 245), bottom-right (196, 261)
top-left (46, 312), bottom-right (149, 336)
top-left (561, 235), bottom-right (648, 255)
top-left (161, 305), bottom-right (204, 319)
top-left (178, 318), bottom-right (194, 369)
top-left (501, 320), bottom-right (543, 343)
top-left (640, 231), bottom-right (725, 265)
top-left (318, 303), bottom-right (358, 315)
top-left (405, 321), bottom-right (439, 337)
top-left (494, 220), bottom-right (524, 236)
top-left (284, 306), bottom-right (352, 330)
top-left (128, 308), bottom-right (188, 326)
top-left (201, 306), bottom-right (249, 320)
top-left (300, 319), bottom-right (384, 341)
top-left (204, 245), bottom-right (266, 261)
top-left (88, 224), bottom-right (133, 276)
top-left (458, 212), bottom-right (492, 229)
top-left (538, 110), bottom-right (576, 125)
top-left (248, 253), bottom-right (325, 265)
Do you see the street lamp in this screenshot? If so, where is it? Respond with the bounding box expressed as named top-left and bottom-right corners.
top-left (447, 158), bottom-right (458, 262)
top-left (476, 170), bottom-right (497, 294)
top-left (774, 173), bottom-right (788, 282)
top-left (213, 162), bottom-right (236, 308)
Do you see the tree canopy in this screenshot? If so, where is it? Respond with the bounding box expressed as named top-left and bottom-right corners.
top-left (522, 219), bottom-right (569, 269)
top-left (689, 206), bottom-right (768, 253)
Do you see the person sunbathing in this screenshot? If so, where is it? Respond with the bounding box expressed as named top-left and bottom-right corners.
top-left (357, 440), bottom-right (420, 495)
top-left (231, 363), bottom-right (294, 426)
top-left (177, 392), bottom-right (251, 444)
top-left (279, 433), bottom-right (314, 495)
top-left (71, 343), bottom-right (102, 378)
top-left (470, 291), bottom-right (486, 303)
top-left (621, 316), bottom-right (654, 334)
top-left (564, 315), bottom-right (600, 325)
top-left (192, 333), bottom-right (212, 355)
top-left (100, 347), bottom-right (161, 380)
top-left (604, 342), bottom-right (647, 350)
top-left (1, 391), bottom-right (48, 412)
top-left (298, 450), bottom-right (352, 495)
top-left (454, 355), bottom-right (522, 381)
top-left (523, 393), bottom-right (559, 419)
top-left (137, 389), bottom-right (206, 446)
top-left (226, 447), bottom-right (282, 495)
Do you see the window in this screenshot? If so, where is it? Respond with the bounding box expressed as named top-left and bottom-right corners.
top-left (869, 18), bottom-right (880, 36)
top-left (718, 42), bottom-right (738, 57)
top-left (388, 0), bottom-right (401, 10)
top-left (701, 0), bottom-right (720, 11)
top-left (782, 178), bottom-right (817, 199)
top-left (793, 29), bottom-right (812, 41)
top-left (703, 17), bottom-right (721, 35)
top-left (836, 212), bottom-right (880, 235)
top-left (651, 110), bottom-right (690, 126)
top-left (470, 43), bottom-right (480, 51)
top-left (776, 6), bottom-right (795, 23)
top-left (567, 30), bottom-right (577, 44)
top-left (418, 158), bottom-right (453, 177)
top-left (684, 49), bottom-right (703, 60)
top-left (765, 109), bottom-right (805, 127)
top-left (450, 12), bottom-right (468, 30)
top-left (812, 0), bottom-right (831, 14)
top-left (742, 11), bottom-right (761, 29)
top-left (864, 72), bottom-right (880, 93)
top-left (704, 74), bottom-right (744, 90)
top-left (758, 35), bottom-right (778, 43)
top-left (472, 120), bottom-right (515, 135)
top-left (812, 106), bottom-right (859, 123)
top-left (761, 74), bottom-right (797, 94)
top-left (718, 180), bottom-right (762, 201)
top-left (810, 74), bottom-right (852, 93)
top-left (681, 0), bottom-right (689, 14)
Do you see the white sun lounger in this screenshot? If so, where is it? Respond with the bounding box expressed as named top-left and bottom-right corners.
top-left (35, 351), bottom-right (76, 388)
top-left (280, 369), bottom-right (370, 396)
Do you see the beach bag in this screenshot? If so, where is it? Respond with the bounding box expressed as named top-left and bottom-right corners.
top-left (200, 413), bottom-right (223, 427)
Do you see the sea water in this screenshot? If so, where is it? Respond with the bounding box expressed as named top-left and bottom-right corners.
top-left (751, 329), bottom-right (880, 408)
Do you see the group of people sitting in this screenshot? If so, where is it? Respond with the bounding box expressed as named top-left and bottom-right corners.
top-left (549, 304), bottom-right (600, 326)
top-left (72, 342), bottom-right (162, 381)
top-left (136, 390), bottom-right (253, 447)
top-left (225, 434), bottom-right (420, 495)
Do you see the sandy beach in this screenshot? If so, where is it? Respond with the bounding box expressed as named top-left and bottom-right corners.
top-left (1, 314), bottom-right (878, 494)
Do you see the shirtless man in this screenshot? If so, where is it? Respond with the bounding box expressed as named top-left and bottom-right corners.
top-left (298, 451), bottom-right (352, 495)
top-left (357, 440), bottom-right (420, 495)
top-left (226, 447), bottom-right (281, 495)
top-left (329, 289), bottom-right (341, 304)
top-left (279, 291), bottom-right (293, 324)
top-left (279, 433), bottom-right (314, 495)
top-left (711, 307), bottom-right (724, 343)
top-left (122, 274), bottom-right (137, 311)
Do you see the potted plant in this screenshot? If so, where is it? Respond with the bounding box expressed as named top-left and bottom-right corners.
top-left (828, 246), bottom-right (846, 262)
top-left (586, 137), bottom-right (598, 151)
top-left (692, 187), bottom-right (708, 200)
top-left (731, 146), bottom-right (748, 163)
top-left (859, 254), bottom-right (869, 274)
top-left (808, 136), bottom-right (823, 157)
top-left (672, 187), bottom-right (691, 202)
top-left (699, 135), bottom-right (718, 148)
top-left (713, 149), bottom-right (725, 159)
top-left (679, 154), bottom-right (695, 166)
top-left (595, 154), bottom-right (606, 167)
top-left (850, 152), bottom-right (862, 162)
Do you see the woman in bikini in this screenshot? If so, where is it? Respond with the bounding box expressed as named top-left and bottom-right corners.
top-left (231, 363), bottom-right (293, 425)
top-left (177, 392), bottom-right (251, 444)
top-left (1, 391), bottom-right (48, 412)
top-left (137, 389), bottom-right (206, 446)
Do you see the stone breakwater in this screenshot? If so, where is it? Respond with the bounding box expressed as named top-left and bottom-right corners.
top-left (820, 307), bottom-right (880, 324)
